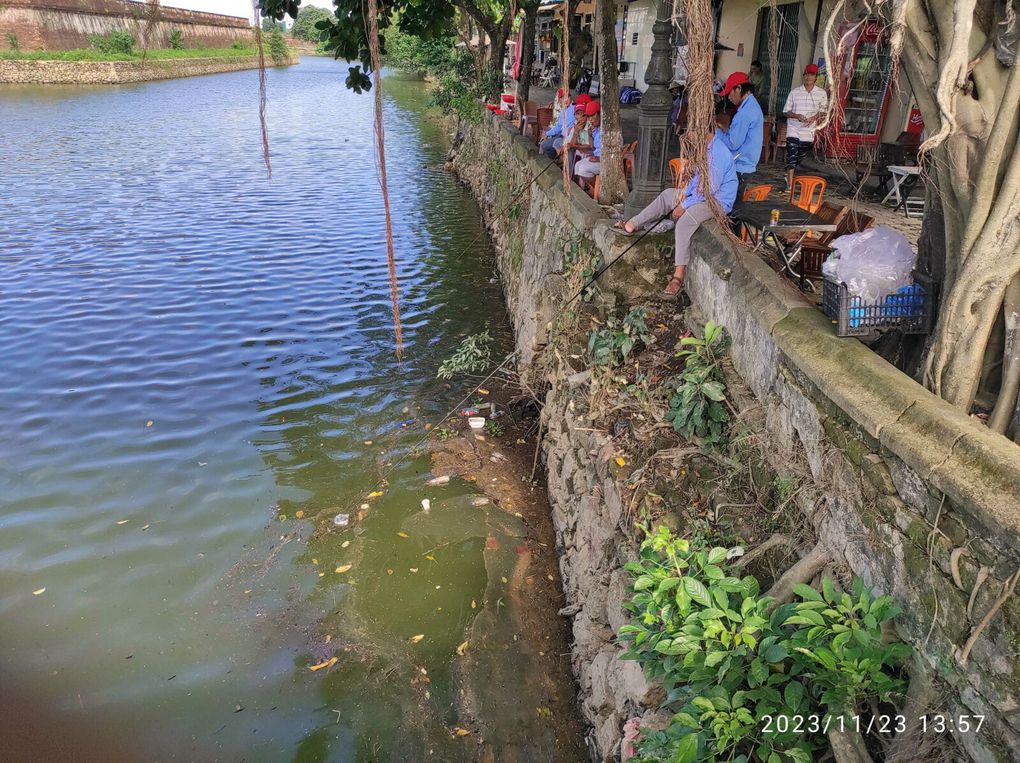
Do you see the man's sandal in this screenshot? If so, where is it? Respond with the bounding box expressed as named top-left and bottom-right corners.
top-left (660, 277), bottom-right (684, 302)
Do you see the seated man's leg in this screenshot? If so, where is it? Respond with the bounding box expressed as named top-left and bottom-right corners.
top-left (672, 202), bottom-right (715, 281)
top-left (575, 157), bottom-right (599, 177)
top-left (629, 188), bottom-right (678, 229)
top-left (540, 136), bottom-right (560, 159)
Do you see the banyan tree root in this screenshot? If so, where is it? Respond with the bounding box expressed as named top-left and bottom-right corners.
top-left (734, 533), bottom-right (798, 570)
top-left (828, 725), bottom-right (876, 763)
top-left (885, 654), bottom-right (938, 763)
top-left (766, 542), bottom-right (831, 608)
top-left (959, 567), bottom-right (1020, 666)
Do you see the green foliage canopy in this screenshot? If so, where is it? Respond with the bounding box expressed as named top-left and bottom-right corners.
top-left (259, 0), bottom-right (462, 93)
top-left (290, 6), bottom-right (335, 41)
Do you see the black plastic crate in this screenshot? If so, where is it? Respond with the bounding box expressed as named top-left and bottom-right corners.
top-left (822, 271), bottom-right (935, 337)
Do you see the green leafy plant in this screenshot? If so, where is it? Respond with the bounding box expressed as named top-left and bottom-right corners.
top-left (666, 321), bottom-right (729, 448)
top-left (588, 307), bottom-right (654, 367)
top-left (88, 31), bottom-right (135, 55)
top-left (167, 29), bottom-right (183, 49)
top-left (6, 32), bottom-right (18, 51)
top-left (620, 527), bottom-right (909, 762)
top-left (437, 331), bottom-right (492, 379)
top-left (265, 30), bottom-right (290, 63)
top-left (484, 420), bottom-right (504, 438)
top-left (434, 427), bottom-right (455, 441)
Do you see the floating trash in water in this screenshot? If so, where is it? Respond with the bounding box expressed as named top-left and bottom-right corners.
top-left (456, 640), bottom-right (469, 656)
top-left (335, 564), bottom-right (353, 574)
top-left (460, 408), bottom-right (478, 417)
top-left (470, 497), bottom-right (489, 507)
top-left (309, 657), bottom-right (338, 672)
top-left (425, 475), bottom-right (450, 486)
top-left (409, 634), bottom-right (425, 644)
top-left (32, 587), bottom-right (46, 596)
top-left (333, 513), bottom-right (351, 527)
top-left (421, 499), bottom-right (431, 512)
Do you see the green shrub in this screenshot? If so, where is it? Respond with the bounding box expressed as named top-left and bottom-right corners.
top-left (587, 307), bottom-right (654, 367)
top-left (265, 30), bottom-right (289, 64)
top-left (167, 29), bottom-right (183, 50)
top-left (666, 321), bottom-right (729, 449)
top-left (437, 331), bottom-right (493, 379)
top-left (231, 39), bottom-right (248, 50)
top-left (88, 30), bottom-right (135, 55)
top-left (5, 32), bottom-right (18, 51)
top-left (619, 526), bottom-right (910, 762)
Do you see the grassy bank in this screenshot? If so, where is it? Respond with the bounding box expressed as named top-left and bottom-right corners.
top-left (0, 46), bottom-right (264, 62)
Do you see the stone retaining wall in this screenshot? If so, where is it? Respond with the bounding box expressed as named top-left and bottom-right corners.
top-left (0, 54), bottom-right (298, 85)
top-left (453, 112), bottom-right (1020, 762)
top-left (0, 0), bottom-right (250, 51)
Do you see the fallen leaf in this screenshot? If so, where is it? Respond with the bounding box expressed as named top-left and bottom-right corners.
top-left (615, 457), bottom-right (626, 467)
top-left (295, 511), bottom-right (305, 519)
top-left (318, 572), bottom-right (325, 578)
top-left (409, 568), bottom-right (418, 573)
top-left (32, 588), bottom-right (46, 596)
top-left (309, 657), bottom-right (338, 672)
top-left (500, 577), bottom-right (508, 584)
top-left (547, 574), bottom-right (554, 581)
top-left (341, 540), bottom-right (350, 549)
top-left (368, 491), bottom-right (384, 498)
top-left (244, 589), bottom-right (252, 594)
top-left (425, 554), bottom-right (436, 561)
top-left (471, 599), bottom-right (477, 609)
top-left (478, 388), bottom-right (490, 395)
top-left (456, 640), bottom-right (469, 656)
top-left (409, 634), bottom-right (425, 644)
top-left (397, 532), bottom-right (409, 539)
top-left (335, 564), bottom-right (353, 574)
top-left (454, 727), bottom-right (471, 736)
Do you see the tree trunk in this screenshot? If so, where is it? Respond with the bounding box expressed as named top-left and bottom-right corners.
top-left (487, 17), bottom-right (511, 97)
top-left (991, 275), bottom-right (1020, 435)
top-left (595, 0), bottom-right (626, 204)
top-left (516, 2), bottom-right (539, 105)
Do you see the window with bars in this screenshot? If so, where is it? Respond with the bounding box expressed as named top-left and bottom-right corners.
top-left (632, 32), bottom-right (639, 46)
top-left (755, 2), bottom-right (801, 114)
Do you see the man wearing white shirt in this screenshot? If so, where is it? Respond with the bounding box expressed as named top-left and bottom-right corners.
top-left (782, 64), bottom-right (828, 191)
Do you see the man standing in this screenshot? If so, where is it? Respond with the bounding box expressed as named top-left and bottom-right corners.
top-left (782, 64), bottom-right (828, 191)
top-left (611, 131), bottom-right (738, 300)
top-left (748, 60), bottom-right (765, 95)
top-left (716, 71), bottom-right (764, 200)
top-left (573, 100), bottom-right (602, 182)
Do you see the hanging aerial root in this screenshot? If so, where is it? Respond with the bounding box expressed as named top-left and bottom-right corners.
top-left (959, 567), bottom-right (1020, 666)
top-left (252, 1), bottom-right (272, 178)
top-left (366, 0), bottom-right (405, 359)
top-left (766, 541), bottom-right (831, 608)
top-left (733, 533), bottom-right (798, 570)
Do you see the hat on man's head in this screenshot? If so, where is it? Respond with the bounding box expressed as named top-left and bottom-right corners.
top-left (574, 104), bottom-right (586, 114)
top-left (576, 93), bottom-right (592, 105)
top-left (804, 64), bottom-right (819, 75)
top-left (719, 71), bottom-right (750, 96)
top-left (584, 100), bottom-right (601, 116)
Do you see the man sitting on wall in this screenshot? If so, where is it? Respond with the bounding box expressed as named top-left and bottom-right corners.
top-left (783, 64), bottom-right (828, 191)
top-left (715, 71), bottom-right (764, 200)
top-left (573, 100), bottom-right (602, 185)
top-left (610, 130), bottom-right (738, 301)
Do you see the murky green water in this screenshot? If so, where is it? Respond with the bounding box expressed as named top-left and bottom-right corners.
top-left (0, 58), bottom-right (579, 761)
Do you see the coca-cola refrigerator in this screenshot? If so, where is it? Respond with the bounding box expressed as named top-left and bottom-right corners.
top-left (820, 19), bottom-right (894, 160)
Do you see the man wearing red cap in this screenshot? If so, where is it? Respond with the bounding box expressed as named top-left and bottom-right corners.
top-left (716, 71), bottom-right (764, 199)
top-left (782, 64), bottom-right (828, 191)
top-left (540, 89), bottom-right (578, 160)
top-left (573, 100), bottom-right (602, 181)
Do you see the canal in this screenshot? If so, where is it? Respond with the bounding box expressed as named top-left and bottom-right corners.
top-left (0, 57), bottom-right (582, 761)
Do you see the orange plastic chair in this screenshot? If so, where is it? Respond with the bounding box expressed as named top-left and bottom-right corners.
top-left (743, 184), bottom-right (772, 201)
top-left (669, 157), bottom-right (689, 188)
top-left (790, 175), bottom-right (826, 213)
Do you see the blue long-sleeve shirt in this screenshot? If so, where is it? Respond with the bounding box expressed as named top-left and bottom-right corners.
top-left (715, 94), bottom-right (763, 173)
top-left (591, 126), bottom-right (602, 157)
top-left (545, 105), bottom-right (576, 138)
top-left (682, 138), bottom-right (738, 213)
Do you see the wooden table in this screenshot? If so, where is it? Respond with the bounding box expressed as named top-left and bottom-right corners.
top-left (733, 200), bottom-right (838, 279)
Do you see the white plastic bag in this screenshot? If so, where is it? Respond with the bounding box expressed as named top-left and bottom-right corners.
top-left (832, 226), bottom-right (916, 302)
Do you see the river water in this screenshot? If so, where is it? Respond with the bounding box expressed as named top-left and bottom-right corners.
top-left (0, 57), bottom-right (580, 761)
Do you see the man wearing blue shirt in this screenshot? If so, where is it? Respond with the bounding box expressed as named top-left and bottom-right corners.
top-left (539, 89), bottom-right (578, 159)
top-left (573, 101), bottom-right (602, 180)
top-left (716, 71), bottom-right (764, 200)
top-left (612, 132), bottom-right (738, 300)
